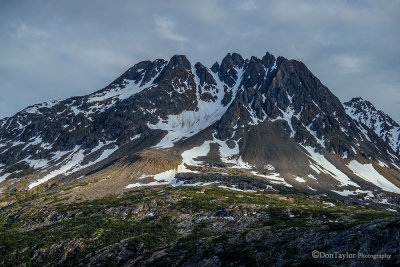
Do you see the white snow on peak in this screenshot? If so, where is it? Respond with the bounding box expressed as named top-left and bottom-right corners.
top-left (172, 77), bottom-right (192, 94)
top-left (303, 146), bottom-right (359, 187)
top-left (21, 136), bottom-right (52, 151)
top-left (270, 59), bottom-right (277, 71)
top-left (130, 134), bottom-right (141, 141)
top-left (304, 122), bottom-right (326, 148)
top-left (271, 106), bottom-right (296, 137)
top-left (286, 91), bottom-right (293, 104)
top-left (87, 78), bottom-right (152, 104)
top-left (149, 67), bottom-right (244, 148)
top-left (356, 123), bottom-right (371, 142)
top-left (24, 158), bottom-right (49, 169)
top-left (23, 101), bottom-right (59, 114)
top-left (345, 104), bottom-right (399, 153)
top-left (246, 98), bottom-right (267, 126)
top-left (181, 133), bottom-right (251, 169)
top-left (87, 63), bottom-right (166, 105)
top-left (347, 160), bottom-right (400, 193)
top-left (28, 143), bottom-right (118, 189)
top-left (70, 106), bottom-right (81, 116)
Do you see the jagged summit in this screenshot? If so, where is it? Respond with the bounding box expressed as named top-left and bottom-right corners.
top-left (0, 50), bottom-right (399, 206)
top-left (344, 97), bottom-right (400, 155)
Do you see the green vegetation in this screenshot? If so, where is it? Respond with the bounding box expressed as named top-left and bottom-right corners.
top-left (0, 214), bottom-right (178, 266)
top-left (0, 186), bottom-right (397, 266)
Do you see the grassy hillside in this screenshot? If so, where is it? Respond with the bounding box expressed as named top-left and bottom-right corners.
top-left (0, 185), bottom-right (398, 266)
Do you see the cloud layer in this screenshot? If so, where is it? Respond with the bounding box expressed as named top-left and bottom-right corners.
top-left (1, 0), bottom-right (399, 121)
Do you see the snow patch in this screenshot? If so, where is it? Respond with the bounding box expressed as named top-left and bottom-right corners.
top-left (28, 144), bottom-right (118, 189)
top-left (181, 134), bottom-right (251, 169)
top-left (150, 66), bottom-right (243, 148)
top-left (332, 189), bottom-right (374, 199)
top-left (250, 171), bottom-right (293, 187)
top-left (126, 163), bottom-right (195, 188)
top-left (347, 160), bottom-right (400, 193)
top-left (271, 106), bottom-right (295, 137)
top-left (218, 185), bottom-right (257, 193)
top-left (307, 174), bottom-right (317, 180)
top-left (303, 146), bottom-right (359, 187)
top-left (377, 160), bottom-right (388, 168)
top-left (0, 173), bottom-right (11, 182)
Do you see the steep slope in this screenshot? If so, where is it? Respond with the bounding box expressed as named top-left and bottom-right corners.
top-left (0, 51), bottom-right (399, 206)
top-left (344, 97), bottom-right (400, 155)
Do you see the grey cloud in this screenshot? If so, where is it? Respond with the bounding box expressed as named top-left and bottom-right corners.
top-left (0, 0), bottom-right (399, 121)
top-left (154, 16), bottom-right (188, 43)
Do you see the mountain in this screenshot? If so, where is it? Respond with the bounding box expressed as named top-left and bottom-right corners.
top-left (0, 51), bottom-right (400, 206)
top-left (344, 97), bottom-right (400, 155)
top-left (1, 51), bottom-right (400, 266)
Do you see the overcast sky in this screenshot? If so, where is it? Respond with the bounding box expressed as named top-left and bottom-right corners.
top-left (1, 0), bottom-right (399, 121)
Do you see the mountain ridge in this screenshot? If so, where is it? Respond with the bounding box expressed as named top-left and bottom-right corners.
top-left (344, 97), bottom-right (400, 155)
top-left (0, 51), bottom-right (399, 208)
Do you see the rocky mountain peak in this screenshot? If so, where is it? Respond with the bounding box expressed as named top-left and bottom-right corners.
top-left (261, 51), bottom-right (276, 69)
top-left (194, 62), bottom-right (217, 88)
top-left (167, 55), bottom-right (191, 70)
top-left (153, 55), bottom-right (192, 86)
top-left (0, 50), bottom-right (399, 204)
top-left (240, 56), bottom-right (266, 89)
top-left (346, 97), bottom-right (378, 114)
top-left (210, 61), bottom-right (220, 73)
top-left (344, 97), bottom-right (400, 154)
top-left (221, 53), bottom-right (245, 69)
top-left (213, 53), bottom-right (245, 87)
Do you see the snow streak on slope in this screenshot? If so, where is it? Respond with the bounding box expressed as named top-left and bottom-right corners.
top-left (149, 67), bottom-right (244, 148)
top-left (303, 146), bottom-right (359, 187)
top-left (125, 163), bottom-right (192, 188)
top-left (347, 160), bottom-right (400, 193)
top-left (271, 106), bottom-right (296, 137)
top-left (332, 189), bottom-right (374, 199)
top-left (28, 143), bottom-right (118, 189)
top-left (344, 98), bottom-right (400, 154)
top-left (250, 171), bottom-right (293, 187)
top-left (87, 64), bottom-right (165, 103)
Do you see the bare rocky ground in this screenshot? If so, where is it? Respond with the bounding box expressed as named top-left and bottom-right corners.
top-left (0, 178), bottom-right (399, 267)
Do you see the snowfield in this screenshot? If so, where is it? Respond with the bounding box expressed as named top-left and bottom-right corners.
top-left (303, 146), bottom-right (359, 187)
top-left (149, 66), bottom-right (243, 148)
top-left (347, 160), bottom-right (400, 193)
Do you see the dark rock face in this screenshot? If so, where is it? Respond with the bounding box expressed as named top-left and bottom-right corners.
top-left (344, 97), bottom-right (400, 155)
top-left (214, 53), bottom-right (245, 87)
top-left (194, 62), bottom-right (218, 102)
top-left (214, 56), bottom-right (396, 164)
